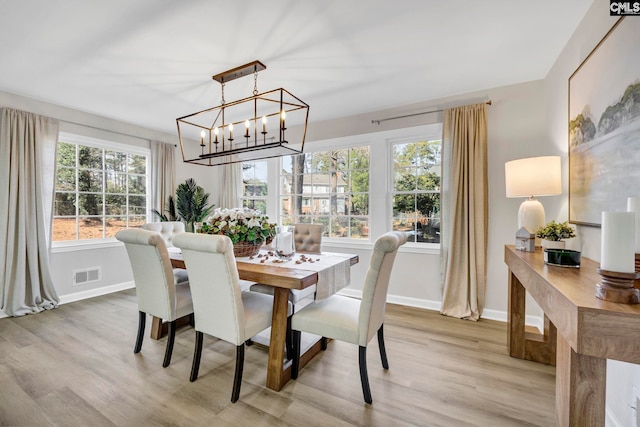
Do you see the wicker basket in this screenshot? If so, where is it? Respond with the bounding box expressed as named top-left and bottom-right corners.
top-left (233, 241), bottom-right (262, 257)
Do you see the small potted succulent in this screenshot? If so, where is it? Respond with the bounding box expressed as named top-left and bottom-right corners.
top-left (535, 220), bottom-right (576, 249)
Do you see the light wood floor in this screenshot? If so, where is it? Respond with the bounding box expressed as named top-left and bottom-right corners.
top-left (0, 290), bottom-right (555, 426)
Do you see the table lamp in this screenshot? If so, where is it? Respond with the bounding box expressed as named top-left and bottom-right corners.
top-left (505, 156), bottom-right (562, 240)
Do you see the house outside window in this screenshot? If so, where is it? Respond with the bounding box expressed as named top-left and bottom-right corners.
top-left (279, 147), bottom-right (370, 239)
top-left (53, 133), bottom-right (149, 242)
top-left (391, 138), bottom-right (441, 243)
top-left (241, 160), bottom-right (268, 213)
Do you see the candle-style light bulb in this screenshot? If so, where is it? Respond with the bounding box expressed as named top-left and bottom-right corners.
top-left (281, 110), bottom-right (286, 129)
top-left (245, 119), bottom-right (250, 137)
top-left (262, 115), bottom-right (267, 133)
top-left (213, 127), bottom-right (219, 143)
top-left (200, 130), bottom-right (205, 146)
top-left (229, 123), bottom-right (233, 140)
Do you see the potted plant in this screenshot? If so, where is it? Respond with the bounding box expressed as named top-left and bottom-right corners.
top-left (153, 178), bottom-right (214, 232)
top-left (199, 208), bottom-right (277, 257)
top-left (535, 220), bottom-right (576, 249)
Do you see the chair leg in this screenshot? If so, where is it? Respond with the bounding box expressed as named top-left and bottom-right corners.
top-left (231, 344), bottom-right (245, 403)
top-left (162, 320), bottom-right (176, 368)
top-left (190, 331), bottom-right (203, 382)
top-left (189, 313), bottom-right (195, 327)
top-left (321, 337), bottom-right (328, 351)
top-left (359, 346), bottom-right (372, 404)
top-left (291, 330), bottom-right (302, 379)
top-left (377, 324), bottom-right (389, 369)
top-left (285, 315), bottom-right (293, 360)
top-left (134, 311), bottom-right (146, 354)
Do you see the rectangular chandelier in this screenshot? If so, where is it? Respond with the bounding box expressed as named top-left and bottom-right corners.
top-left (176, 60), bottom-right (309, 166)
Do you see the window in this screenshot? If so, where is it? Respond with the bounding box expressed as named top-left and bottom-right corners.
top-left (53, 134), bottom-right (149, 242)
top-left (279, 147), bottom-right (370, 239)
top-left (241, 160), bottom-right (268, 213)
top-left (391, 138), bottom-right (441, 243)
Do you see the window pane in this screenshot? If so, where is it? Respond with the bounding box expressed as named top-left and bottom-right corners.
top-left (243, 199), bottom-right (266, 213)
top-left (105, 216), bottom-right (127, 238)
top-left (128, 195), bottom-right (147, 215)
top-left (314, 196), bottom-right (330, 215)
top-left (78, 146), bottom-right (103, 169)
top-left (57, 142), bottom-right (76, 167)
top-left (394, 167), bottom-right (416, 191)
top-left (281, 196), bottom-right (294, 216)
top-left (350, 170), bottom-right (369, 192)
top-left (416, 193), bottom-right (440, 218)
top-left (331, 216), bottom-right (349, 238)
top-left (280, 175), bottom-right (293, 195)
top-left (54, 192), bottom-right (76, 216)
top-left (350, 147), bottom-right (369, 169)
top-left (105, 150), bottom-right (127, 172)
top-left (106, 172), bottom-right (127, 193)
top-left (56, 167), bottom-right (76, 191)
top-left (417, 169), bottom-right (440, 191)
top-left (393, 194), bottom-right (415, 217)
top-left (129, 154), bottom-right (146, 174)
top-left (53, 217), bottom-right (77, 241)
top-left (333, 150), bottom-right (348, 171)
top-left (105, 194), bottom-right (126, 215)
top-left (78, 194), bottom-right (103, 215)
top-left (79, 216), bottom-right (104, 240)
top-left (79, 170), bottom-right (103, 192)
top-left (350, 217), bottom-right (369, 239)
top-left (128, 174), bottom-right (146, 195)
top-left (350, 194), bottom-right (369, 215)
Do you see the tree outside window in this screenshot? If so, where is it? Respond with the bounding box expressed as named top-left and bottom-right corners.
top-left (392, 139), bottom-right (441, 243)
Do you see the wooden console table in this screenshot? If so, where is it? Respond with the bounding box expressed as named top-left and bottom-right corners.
top-left (505, 245), bottom-right (640, 426)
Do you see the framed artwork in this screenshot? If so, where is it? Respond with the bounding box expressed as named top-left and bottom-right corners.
top-left (569, 17), bottom-right (640, 226)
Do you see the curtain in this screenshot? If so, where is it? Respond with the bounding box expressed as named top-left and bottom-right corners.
top-left (220, 163), bottom-right (242, 208)
top-left (150, 140), bottom-right (176, 217)
top-left (0, 108), bottom-right (60, 316)
top-left (440, 103), bottom-right (488, 321)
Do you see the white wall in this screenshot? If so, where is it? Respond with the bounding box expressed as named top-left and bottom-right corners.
top-left (542, 1), bottom-right (636, 425)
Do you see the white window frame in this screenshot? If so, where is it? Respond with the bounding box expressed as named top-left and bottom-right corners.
top-left (52, 132), bottom-right (150, 250)
top-left (241, 160), bottom-right (269, 213)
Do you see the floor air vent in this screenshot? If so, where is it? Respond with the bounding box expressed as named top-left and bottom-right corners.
top-left (73, 267), bottom-right (102, 286)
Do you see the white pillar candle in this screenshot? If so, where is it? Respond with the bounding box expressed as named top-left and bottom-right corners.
top-left (601, 211), bottom-right (635, 272)
top-left (627, 197), bottom-right (640, 253)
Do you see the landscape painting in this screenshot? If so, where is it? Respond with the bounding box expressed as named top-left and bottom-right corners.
top-left (569, 17), bottom-right (640, 226)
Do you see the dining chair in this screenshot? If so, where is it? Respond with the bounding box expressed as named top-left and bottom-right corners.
top-left (290, 231), bottom-right (408, 404)
top-left (143, 221), bottom-right (189, 284)
top-left (251, 223), bottom-right (324, 309)
top-left (116, 229), bottom-right (194, 368)
top-left (173, 232), bottom-right (275, 403)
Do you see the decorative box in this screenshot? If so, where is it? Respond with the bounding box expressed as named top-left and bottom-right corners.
top-left (515, 227), bottom-right (535, 252)
top-left (544, 249), bottom-right (581, 268)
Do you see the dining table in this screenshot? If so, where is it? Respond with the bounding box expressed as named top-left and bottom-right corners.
top-left (158, 248), bottom-right (358, 391)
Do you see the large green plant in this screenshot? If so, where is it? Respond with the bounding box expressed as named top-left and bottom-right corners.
top-left (152, 179), bottom-right (214, 231)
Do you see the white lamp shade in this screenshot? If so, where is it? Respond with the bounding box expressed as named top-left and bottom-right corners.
top-left (505, 156), bottom-right (562, 198)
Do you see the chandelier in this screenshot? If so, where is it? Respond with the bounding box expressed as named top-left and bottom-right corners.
top-left (176, 60), bottom-right (309, 166)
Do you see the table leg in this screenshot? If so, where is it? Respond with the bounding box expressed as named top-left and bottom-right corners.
top-left (556, 334), bottom-right (606, 426)
top-left (150, 316), bottom-right (163, 339)
top-left (266, 287), bottom-right (290, 391)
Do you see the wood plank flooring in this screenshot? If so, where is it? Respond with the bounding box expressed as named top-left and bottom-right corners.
top-left (0, 290), bottom-right (555, 426)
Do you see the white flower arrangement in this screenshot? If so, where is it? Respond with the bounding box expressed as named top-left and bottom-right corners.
top-left (199, 208), bottom-right (276, 245)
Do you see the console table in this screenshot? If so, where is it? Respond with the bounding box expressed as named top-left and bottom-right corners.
top-left (505, 245), bottom-right (640, 426)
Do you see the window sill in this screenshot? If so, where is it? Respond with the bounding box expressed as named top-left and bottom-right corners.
top-left (321, 238), bottom-right (440, 255)
top-left (51, 239), bottom-right (123, 253)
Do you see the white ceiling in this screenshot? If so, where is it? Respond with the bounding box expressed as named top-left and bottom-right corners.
top-left (0, 0), bottom-right (593, 136)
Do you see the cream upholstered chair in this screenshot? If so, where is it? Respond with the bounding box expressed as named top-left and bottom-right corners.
top-left (173, 232), bottom-right (275, 403)
top-left (143, 221), bottom-right (189, 284)
top-left (290, 231), bottom-right (408, 404)
top-left (250, 223), bottom-right (324, 308)
top-left (116, 229), bottom-right (193, 368)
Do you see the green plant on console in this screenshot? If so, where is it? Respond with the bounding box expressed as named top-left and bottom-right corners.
top-left (152, 178), bottom-right (214, 232)
top-left (535, 220), bottom-right (576, 242)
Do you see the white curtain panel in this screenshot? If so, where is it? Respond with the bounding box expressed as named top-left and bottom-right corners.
top-left (220, 163), bottom-right (242, 209)
top-left (0, 108), bottom-right (60, 316)
top-left (150, 140), bottom-right (176, 216)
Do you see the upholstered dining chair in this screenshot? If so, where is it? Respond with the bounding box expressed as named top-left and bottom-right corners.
top-left (173, 232), bottom-right (275, 403)
top-left (251, 223), bottom-right (324, 309)
top-left (290, 231), bottom-right (408, 404)
top-left (143, 221), bottom-right (189, 284)
top-left (116, 229), bottom-right (194, 368)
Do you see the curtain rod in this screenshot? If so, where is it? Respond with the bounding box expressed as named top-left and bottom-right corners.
top-left (59, 118), bottom-right (178, 147)
top-left (371, 100), bottom-right (492, 125)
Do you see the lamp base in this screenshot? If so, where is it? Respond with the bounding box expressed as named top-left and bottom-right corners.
top-left (518, 198), bottom-right (545, 245)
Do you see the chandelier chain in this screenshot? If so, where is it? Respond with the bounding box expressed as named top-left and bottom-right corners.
top-left (220, 82), bottom-right (226, 105)
top-left (253, 70), bottom-right (259, 96)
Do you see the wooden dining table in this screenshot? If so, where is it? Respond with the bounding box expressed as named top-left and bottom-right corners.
top-left (160, 250), bottom-right (358, 391)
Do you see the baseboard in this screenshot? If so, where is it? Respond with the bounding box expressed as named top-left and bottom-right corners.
top-left (338, 288), bottom-right (544, 331)
top-left (59, 281), bottom-right (135, 305)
